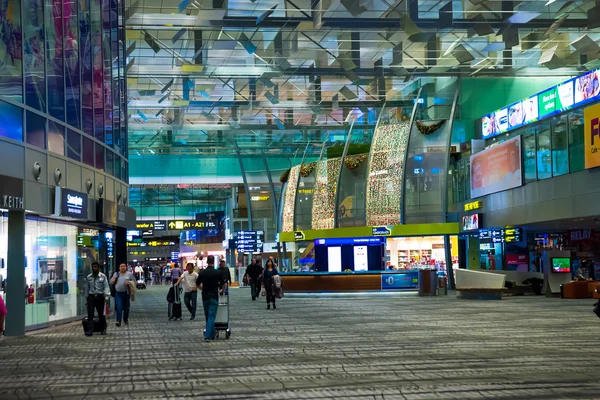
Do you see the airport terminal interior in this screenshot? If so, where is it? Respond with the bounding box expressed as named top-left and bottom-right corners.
top-left (2, 0), bottom-right (600, 398)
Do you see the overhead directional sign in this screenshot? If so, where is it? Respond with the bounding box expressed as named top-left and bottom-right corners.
top-left (372, 226), bottom-right (391, 236)
top-left (236, 231), bottom-right (264, 253)
top-left (135, 220), bottom-right (167, 230)
top-left (167, 220), bottom-right (208, 230)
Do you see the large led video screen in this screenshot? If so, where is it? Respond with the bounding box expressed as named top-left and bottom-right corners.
top-left (470, 136), bottom-right (523, 198)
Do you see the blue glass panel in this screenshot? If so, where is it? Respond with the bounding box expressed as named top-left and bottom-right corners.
top-left (47, 120), bottom-right (64, 155)
top-left (26, 111), bottom-right (46, 149)
top-left (82, 135), bottom-right (94, 166)
top-left (46, 0), bottom-right (65, 120)
top-left (95, 142), bottom-right (104, 170)
top-left (91, 0), bottom-right (103, 142)
top-left (24, 0), bottom-right (46, 111)
top-left (0, 0), bottom-right (23, 101)
top-left (79, 0), bottom-right (93, 136)
top-left (66, 129), bottom-right (81, 161)
top-left (0, 100), bottom-right (23, 141)
top-left (64, 0), bottom-right (80, 128)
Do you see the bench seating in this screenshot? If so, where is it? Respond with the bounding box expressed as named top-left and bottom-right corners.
top-left (455, 269), bottom-right (507, 300)
top-left (456, 287), bottom-right (507, 300)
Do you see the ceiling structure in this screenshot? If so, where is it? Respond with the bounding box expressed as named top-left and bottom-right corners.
top-left (125, 0), bottom-right (600, 158)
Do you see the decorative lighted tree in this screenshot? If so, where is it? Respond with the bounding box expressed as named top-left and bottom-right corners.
top-left (365, 123), bottom-right (410, 226)
top-left (311, 158), bottom-right (342, 230)
top-left (281, 165), bottom-right (301, 232)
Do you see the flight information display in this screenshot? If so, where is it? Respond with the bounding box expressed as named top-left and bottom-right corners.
top-left (236, 231), bottom-right (264, 253)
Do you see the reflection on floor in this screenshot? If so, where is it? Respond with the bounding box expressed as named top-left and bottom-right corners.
top-left (1, 286), bottom-right (600, 399)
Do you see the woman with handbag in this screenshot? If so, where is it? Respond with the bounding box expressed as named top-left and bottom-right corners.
top-left (110, 263), bottom-right (135, 327)
top-left (262, 259), bottom-right (279, 310)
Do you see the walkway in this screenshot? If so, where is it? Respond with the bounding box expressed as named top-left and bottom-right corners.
top-left (1, 287), bottom-right (600, 399)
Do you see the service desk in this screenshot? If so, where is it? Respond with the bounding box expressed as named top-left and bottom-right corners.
top-left (281, 270), bottom-right (420, 292)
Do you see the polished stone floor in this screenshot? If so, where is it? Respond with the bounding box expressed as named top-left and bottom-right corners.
top-left (1, 286), bottom-right (600, 399)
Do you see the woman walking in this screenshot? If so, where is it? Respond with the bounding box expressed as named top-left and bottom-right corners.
top-left (262, 259), bottom-right (279, 310)
top-left (110, 263), bottom-right (135, 327)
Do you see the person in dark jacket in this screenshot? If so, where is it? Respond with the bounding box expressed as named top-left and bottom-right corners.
top-left (244, 258), bottom-right (263, 300)
top-left (196, 256), bottom-right (225, 342)
top-left (262, 259), bottom-right (279, 310)
top-left (218, 259), bottom-right (232, 294)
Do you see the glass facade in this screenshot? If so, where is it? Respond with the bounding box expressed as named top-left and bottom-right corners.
top-left (0, 215), bottom-right (114, 328)
top-left (0, 0), bottom-right (127, 182)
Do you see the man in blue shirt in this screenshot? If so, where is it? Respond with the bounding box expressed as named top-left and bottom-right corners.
top-left (196, 256), bottom-right (225, 342)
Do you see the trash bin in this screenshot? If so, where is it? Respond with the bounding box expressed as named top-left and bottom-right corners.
top-left (438, 276), bottom-right (447, 296)
top-left (418, 269), bottom-right (438, 296)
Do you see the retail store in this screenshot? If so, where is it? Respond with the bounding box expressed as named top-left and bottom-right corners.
top-left (0, 176), bottom-right (135, 331)
top-left (385, 236), bottom-right (458, 274)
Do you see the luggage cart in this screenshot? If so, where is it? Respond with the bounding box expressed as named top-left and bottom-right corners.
top-left (205, 286), bottom-right (231, 339)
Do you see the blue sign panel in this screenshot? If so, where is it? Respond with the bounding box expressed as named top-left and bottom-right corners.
top-left (372, 226), bottom-right (391, 236)
top-left (381, 272), bottom-right (419, 290)
top-left (314, 237), bottom-right (384, 246)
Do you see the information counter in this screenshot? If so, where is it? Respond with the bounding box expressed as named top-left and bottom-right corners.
top-left (281, 270), bottom-right (419, 292)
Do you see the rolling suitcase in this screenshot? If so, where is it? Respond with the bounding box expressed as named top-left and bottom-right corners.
top-left (81, 317), bottom-right (106, 333)
top-left (167, 284), bottom-right (182, 320)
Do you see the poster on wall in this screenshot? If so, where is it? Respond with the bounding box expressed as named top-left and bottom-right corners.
top-left (470, 136), bottom-right (522, 198)
top-left (353, 246), bottom-right (368, 271)
top-left (584, 103), bottom-right (600, 169)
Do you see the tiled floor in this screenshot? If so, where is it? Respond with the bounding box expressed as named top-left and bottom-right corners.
top-left (1, 287), bottom-right (600, 399)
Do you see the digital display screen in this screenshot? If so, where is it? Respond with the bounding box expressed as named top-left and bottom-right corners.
top-left (470, 136), bottom-right (522, 198)
top-left (328, 246), bottom-right (342, 272)
top-left (480, 69), bottom-right (600, 139)
top-left (551, 257), bottom-right (571, 273)
top-left (462, 214), bottom-right (479, 231)
top-left (353, 246), bottom-right (368, 271)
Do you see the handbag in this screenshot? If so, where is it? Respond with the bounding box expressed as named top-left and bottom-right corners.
top-left (261, 289), bottom-right (266, 297)
top-left (110, 273), bottom-right (118, 297)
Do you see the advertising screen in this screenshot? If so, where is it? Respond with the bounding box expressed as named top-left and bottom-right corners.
top-left (462, 214), bottom-right (479, 231)
top-left (508, 101), bottom-right (525, 129)
top-left (584, 103), bottom-right (600, 169)
top-left (327, 246), bottom-right (342, 272)
top-left (470, 136), bottom-right (523, 198)
top-left (482, 108), bottom-right (509, 139)
top-left (538, 88), bottom-right (557, 117)
top-left (524, 96), bottom-right (538, 122)
top-left (557, 80), bottom-right (575, 110)
top-left (575, 70), bottom-right (600, 104)
top-left (551, 257), bottom-right (571, 273)
top-left (353, 246), bottom-right (368, 271)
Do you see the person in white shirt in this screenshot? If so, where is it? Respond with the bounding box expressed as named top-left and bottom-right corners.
top-left (175, 263), bottom-right (199, 320)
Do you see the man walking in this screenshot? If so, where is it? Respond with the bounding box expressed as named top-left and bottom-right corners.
top-left (175, 263), bottom-right (198, 320)
top-left (244, 258), bottom-right (263, 300)
top-left (84, 262), bottom-right (110, 336)
top-left (196, 256), bottom-right (225, 342)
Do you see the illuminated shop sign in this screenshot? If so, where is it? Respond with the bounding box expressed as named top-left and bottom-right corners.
top-left (584, 103), bottom-right (600, 169)
top-left (481, 68), bottom-right (600, 139)
top-left (250, 195), bottom-right (270, 201)
top-left (372, 226), bottom-right (391, 236)
top-left (294, 231), bottom-right (305, 240)
top-left (55, 187), bottom-right (88, 220)
top-left (464, 200), bottom-right (483, 212)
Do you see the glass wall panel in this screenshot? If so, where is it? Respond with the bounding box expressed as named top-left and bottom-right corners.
top-left (80, 0), bottom-right (93, 136)
top-left (91, 0), bottom-right (104, 142)
top-left (24, 0), bottom-right (46, 111)
top-left (95, 142), bottom-right (104, 171)
top-left (537, 122), bottom-right (552, 180)
top-left (114, 154), bottom-right (121, 180)
top-left (523, 131), bottom-right (537, 183)
top-left (569, 111), bottom-right (584, 173)
top-left (66, 129), bottom-right (81, 161)
top-left (47, 120), bottom-right (65, 155)
top-left (26, 111), bottom-right (46, 149)
top-left (0, 99), bottom-right (23, 141)
top-left (82, 135), bottom-right (94, 166)
top-left (337, 153), bottom-right (368, 228)
top-left (294, 163), bottom-right (316, 231)
top-left (552, 116), bottom-right (568, 177)
top-left (0, 0), bottom-right (23, 101)
top-left (105, 149), bottom-right (113, 175)
top-left (102, 0), bottom-right (112, 146)
top-left (45, 0), bottom-right (64, 121)
top-left (110, 0), bottom-right (119, 152)
top-left (64, 0), bottom-right (80, 128)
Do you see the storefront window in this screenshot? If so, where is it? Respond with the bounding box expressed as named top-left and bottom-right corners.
top-left (569, 111), bottom-right (584, 173)
top-left (536, 123), bottom-right (552, 180)
top-left (552, 116), bottom-right (568, 177)
top-left (523, 132), bottom-right (537, 183)
top-left (385, 236), bottom-right (457, 274)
